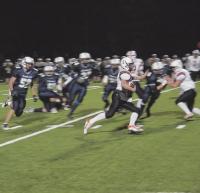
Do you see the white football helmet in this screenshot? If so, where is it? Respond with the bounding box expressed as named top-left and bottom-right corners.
top-left (120, 57), bottom-right (133, 71)
top-left (192, 50), bottom-right (200, 55)
top-left (170, 60), bottom-right (183, 69)
top-left (54, 57), bottom-right (65, 64)
top-left (79, 52), bottom-right (92, 64)
top-left (21, 57), bottom-right (34, 70)
top-left (79, 52), bottom-right (91, 59)
top-left (110, 59), bottom-right (120, 65)
top-left (152, 62), bottom-right (164, 70)
top-left (126, 50), bottom-right (137, 61)
top-left (44, 65), bottom-right (55, 76)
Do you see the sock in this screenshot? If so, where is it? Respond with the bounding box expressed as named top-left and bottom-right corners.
top-left (90, 112), bottom-right (106, 125)
top-left (129, 112), bottom-right (139, 126)
top-left (177, 102), bottom-right (192, 115)
top-left (136, 99), bottom-right (143, 108)
top-left (192, 107), bottom-right (200, 115)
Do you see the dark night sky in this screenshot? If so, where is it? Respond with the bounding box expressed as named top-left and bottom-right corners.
top-left (0, 0), bottom-right (200, 59)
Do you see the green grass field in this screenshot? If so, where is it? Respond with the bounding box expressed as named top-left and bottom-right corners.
top-left (0, 82), bottom-right (200, 193)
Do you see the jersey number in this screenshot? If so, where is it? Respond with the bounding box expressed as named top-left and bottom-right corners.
top-left (19, 78), bottom-right (32, 88)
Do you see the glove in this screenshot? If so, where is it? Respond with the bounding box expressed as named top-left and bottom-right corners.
top-left (33, 95), bottom-right (38, 102)
top-left (161, 79), bottom-right (168, 86)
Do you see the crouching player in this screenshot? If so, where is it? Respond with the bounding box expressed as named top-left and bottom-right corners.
top-left (83, 57), bottom-right (144, 135)
top-left (2, 57), bottom-right (38, 129)
top-left (33, 65), bottom-right (63, 113)
top-left (166, 60), bottom-right (200, 120)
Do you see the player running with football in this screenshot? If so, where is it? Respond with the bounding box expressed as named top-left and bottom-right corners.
top-left (83, 57), bottom-right (144, 135)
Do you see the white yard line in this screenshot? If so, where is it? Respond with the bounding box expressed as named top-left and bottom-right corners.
top-left (176, 125), bottom-right (186, 129)
top-left (91, 125), bottom-right (102, 129)
top-left (0, 89), bottom-right (10, 93)
top-left (4, 125), bottom-right (23, 130)
top-left (0, 111), bottom-right (103, 148)
top-left (0, 81), bottom-right (200, 148)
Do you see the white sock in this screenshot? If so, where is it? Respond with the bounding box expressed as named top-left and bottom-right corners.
top-left (192, 107), bottom-right (200, 115)
top-left (177, 102), bottom-right (192, 115)
top-left (136, 99), bottom-right (143, 108)
top-left (129, 112), bottom-right (139, 126)
top-left (90, 112), bottom-right (106, 125)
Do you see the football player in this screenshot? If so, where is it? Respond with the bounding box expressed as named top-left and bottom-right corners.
top-left (126, 50), bottom-right (145, 99)
top-left (165, 60), bottom-right (200, 120)
top-left (102, 58), bottom-right (120, 109)
top-left (2, 57), bottom-right (38, 129)
top-left (83, 57), bottom-right (144, 135)
top-left (67, 52), bottom-right (93, 119)
top-left (33, 65), bottom-right (63, 113)
top-left (138, 62), bottom-right (168, 118)
top-left (185, 50), bottom-right (200, 81)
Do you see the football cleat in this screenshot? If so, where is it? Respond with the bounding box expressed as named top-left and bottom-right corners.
top-left (128, 125), bottom-right (144, 134)
top-left (184, 113), bottom-right (194, 120)
top-left (83, 119), bottom-right (92, 135)
top-left (2, 123), bottom-right (9, 130)
top-left (67, 112), bottom-right (74, 119)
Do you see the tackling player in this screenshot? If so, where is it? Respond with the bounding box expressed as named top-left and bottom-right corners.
top-left (165, 60), bottom-right (200, 120)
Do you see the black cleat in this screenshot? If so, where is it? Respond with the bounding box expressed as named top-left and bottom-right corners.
top-left (146, 109), bottom-right (151, 117)
top-left (67, 113), bottom-right (74, 119)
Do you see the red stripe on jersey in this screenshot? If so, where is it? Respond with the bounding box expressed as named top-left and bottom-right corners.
top-left (176, 72), bottom-right (186, 77)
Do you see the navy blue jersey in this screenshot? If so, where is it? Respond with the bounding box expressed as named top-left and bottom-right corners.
top-left (55, 64), bottom-right (71, 76)
top-left (74, 63), bottom-right (93, 86)
top-left (38, 73), bottom-right (60, 93)
top-left (107, 68), bottom-right (119, 84)
top-left (146, 72), bottom-right (161, 90)
top-left (12, 67), bottom-right (38, 95)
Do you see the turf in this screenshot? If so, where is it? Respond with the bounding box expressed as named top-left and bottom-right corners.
top-left (0, 82), bottom-right (200, 193)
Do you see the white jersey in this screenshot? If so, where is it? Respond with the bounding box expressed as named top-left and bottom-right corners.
top-left (116, 70), bottom-right (132, 91)
top-left (186, 56), bottom-right (200, 72)
top-left (131, 58), bottom-right (144, 77)
top-left (174, 68), bottom-right (195, 94)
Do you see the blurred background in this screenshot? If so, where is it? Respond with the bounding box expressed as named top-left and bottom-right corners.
top-left (0, 0), bottom-right (199, 60)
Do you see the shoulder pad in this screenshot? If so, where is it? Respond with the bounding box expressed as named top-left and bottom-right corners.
top-left (33, 68), bottom-right (38, 72)
top-left (54, 73), bottom-right (60, 76)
